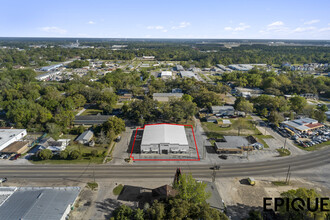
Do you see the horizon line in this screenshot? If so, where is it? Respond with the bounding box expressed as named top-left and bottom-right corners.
top-left (0, 36), bottom-right (329, 41)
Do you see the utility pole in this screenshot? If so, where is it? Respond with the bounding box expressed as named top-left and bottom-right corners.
top-left (203, 140), bottom-right (206, 159)
top-left (212, 169), bottom-right (216, 183)
top-left (285, 165), bottom-right (291, 184)
top-left (284, 137), bottom-right (287, 149)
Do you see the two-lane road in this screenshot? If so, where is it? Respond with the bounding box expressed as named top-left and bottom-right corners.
top-left (0, 147), bottom-right (329, 180)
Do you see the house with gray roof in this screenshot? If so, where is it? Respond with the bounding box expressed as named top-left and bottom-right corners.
top-left (153, 93), bottom-right (183, 102)
top-left (211, 106), bottom-right (235, 116)
top-left (76, 130), bottom-right (94, 144)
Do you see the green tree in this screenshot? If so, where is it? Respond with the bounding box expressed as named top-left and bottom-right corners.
top-left (46, 123), bottom-right (62, 139)
top-left (70, 150), bottom-right (81, 160)
top-left (182, 94), bottom-right (193, 102)
top-left (173, 173), bottom-right (211, 204)
top-left (112, 205), bottom-right (133, 220)
top-left (247, 210), bottom-right (262, 220)
top-left (260, 108), bottom-right (268, 117)
top-left (146, 200), bottom-right (166, 220)
top-left (102, 116), bottom-right (125, 136)
top-left (290, 96), bottom-right (307, 113)
top-left (279, 188), bottom-right (330, 220)
top-left (59, 150), bottom-right (69, 159)
top-left (37, 149), bottom-right (53, 160)
top-left (91, 150), bottom-right (98, 157)
top-left (236, 99), bottom-right (254, 115)
top-left (54, 109), bottom-right (75, 128)
top-left (132, 208), bottom-right (144, 220)
top-left (269, 111), bottom-right (284, 127)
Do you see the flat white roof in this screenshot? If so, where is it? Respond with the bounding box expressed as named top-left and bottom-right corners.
top-left (0, 129), bottom-right (26, 148)
top-left (141, 124), bottom-right (188, 146)
top-left (161, 71), bottom-right (172, 76)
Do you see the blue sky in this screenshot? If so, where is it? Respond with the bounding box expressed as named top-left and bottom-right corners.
top-left (1, 0), bottom-right (330, 39)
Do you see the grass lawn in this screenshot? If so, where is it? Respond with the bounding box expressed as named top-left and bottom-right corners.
top-left (295, 141), bottom-right (330, 151)
top-left (87, 182), bottom-right (98, 190)
top-left (272, 181), bottom-right (289, 186)
top-left (277, 148), bottom-right (291, 157)
top-left (31, 144), bottom-right (108, 164)
top-left (80, 109), bottom-right (103, 116)
top-left (113, 184), bottom-right (124, 195)
top-left (202, 117), bottom-right (261, 140)
top-left (254, 134), bottom-right (274, 148)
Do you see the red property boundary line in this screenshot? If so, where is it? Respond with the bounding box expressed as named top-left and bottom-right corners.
top-left (130, 123), bottom-right (200, 161)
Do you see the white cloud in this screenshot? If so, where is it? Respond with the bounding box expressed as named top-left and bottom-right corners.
top-left (304, 19), bottom-right (320, 25)
top-left (172, 21), bottom-right (191, 29)
top-left (292, 26), bottom-right (316, 33)
top-left (147, 25), bottom-right (164, 30)
top-left (319, 27), bottom-right (330, 32)
top-left (88, 21), bottom-right (95, 25)
top-left (40, 26), bottom-right (67, 34)
top-left (224, 23), bottom-right (250, 31)
top-left (268, 21), bottom-right (284, 27)
top-left (263, 21), bottom-right (289, 33)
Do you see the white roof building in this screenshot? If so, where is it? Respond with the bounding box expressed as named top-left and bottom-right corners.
top-left (0, 129), bottom-right (27, 151)
top-left (141, 124), bottom-right (189, 154)
top-left (160, 71), bottom-right (172, 78)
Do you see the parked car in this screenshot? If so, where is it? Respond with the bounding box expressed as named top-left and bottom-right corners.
top-left (211, 165), bottom-right (220, 170)
top-left (10, 154), bottom-right (21, 160)
top-left (247, 177), bottom-right (256, 186)
top-left (219, 155), bottom-right (228, 160)
top-left (0, 177), bottom-right (7, 183)
top-left (115, 136), bottom-right (121, 142)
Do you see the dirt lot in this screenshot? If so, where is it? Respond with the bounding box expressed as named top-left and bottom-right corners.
top-left (216, 177), bottom-right (330, 220)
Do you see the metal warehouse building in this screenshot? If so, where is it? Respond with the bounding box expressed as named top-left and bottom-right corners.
top-left (141, 124), bottom-right (189, 154)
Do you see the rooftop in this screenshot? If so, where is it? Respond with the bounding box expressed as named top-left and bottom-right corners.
top-left (215, 136), bottom-right (250, 149)
top-left (282, 117), bottom-right (323, 131)
top-left (74, 115), bottom-right (112, 125)
top-left (76, 130), bottom-right (94, 141)
top-left (0, 129), bottom-right (26, 148)
top-left (0, 187), bottom-right (80, 220)
top-left (204, 181), bottom-right (225, 211)
top-left (153, 93), bottom-right (183, 98)
top-left (141, 124), bottom-right (188, 146)
top-left (211, 106), bottom-right (234, 111)
top-left (161, 71), bottom-right (172, 76)
top-left (1, 141), bottom-right (29, 153)
top-left (180, 71), bottom-right (196, 79)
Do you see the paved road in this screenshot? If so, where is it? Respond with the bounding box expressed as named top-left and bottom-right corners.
top-left (0, 146), bottom-right (329, 180)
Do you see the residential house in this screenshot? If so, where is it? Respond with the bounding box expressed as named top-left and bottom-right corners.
top-left (211, 106), bottom-right (235, 116)
top-left (76, 130), bottom-right (94, 145)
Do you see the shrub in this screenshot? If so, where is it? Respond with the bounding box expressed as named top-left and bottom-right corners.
top-left (59, 150), bottom-right (69, 159)
top-left (91, 150), bottom-right (98, 157)
top-left (36, 149), bottom-right (53, 160)
top-left (113, 184), bottom-right (124, 195)
top-left (70, 150), bottom-right (81, 160)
